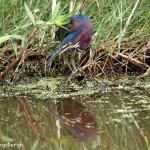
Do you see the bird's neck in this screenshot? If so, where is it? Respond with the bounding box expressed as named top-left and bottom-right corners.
top-left (77, 29), bottom-right (92, 50)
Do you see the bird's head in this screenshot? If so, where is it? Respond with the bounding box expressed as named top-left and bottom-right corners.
top-left (69, 14), bottom-right (93, 35)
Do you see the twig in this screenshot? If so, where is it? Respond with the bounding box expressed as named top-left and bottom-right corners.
top-left (16, 98), bottom-right (51, 141)
top-left (136, 68), bottom-right (150, 79)
top-left (121, 0), bottom-right (140, 37)
top-left (122, 104), bottom-right (146, 138)
top-left (112, 51), bottom-right (150, 69)
top-left (79, 0), bottom-right (88, 11)
top-left (117, 0), bottom-right (140, 48)
top-left (0, 58), bottom-right (20, 80)
top-left (0, 58), bottom-right (5, 61)
top-left (1, 45), bottom-right (21, 53)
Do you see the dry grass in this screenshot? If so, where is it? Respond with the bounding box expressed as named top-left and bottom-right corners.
top-left (0, 0), bottom-right (150, 81)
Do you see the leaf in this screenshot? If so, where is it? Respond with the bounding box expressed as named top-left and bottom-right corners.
top-left (11, 35), bottom-right (25, 56)
top-left (55, 19), bottom-right (70, 26)
top-left (55, 14), bottom-right (70, 22)
top-left (0, 35), bottom-right (24, 55)
top-left (24, 3), bottom-right (36, 25)
top-left (0, 128), bottom-right (13, 142)
top-left (0, 35), bottom-right (11, 45)
top-left (12, 39), bottom-right (18, 57)
top-left (36, 20), bottom-right (45, 25)
top-left (51, 1), bottom-right (60, 21)
top-left (51, 13), bottom-right (71, 27)
top-left (12, 34), bottom-right (24, 40)
top-left (34, 8), bottom-right (40, 13)
top-left (52, 0), bottom-right (56, 13)
top-left (31, 138), bottom-right (39, 150)
top-left (21, 37), bottom-right (25, 48)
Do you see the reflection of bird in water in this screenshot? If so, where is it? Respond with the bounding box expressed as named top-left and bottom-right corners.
top-left (49, 99), bottom-right (97, 142)
top-left (46, 14), bottom-right (94, 71)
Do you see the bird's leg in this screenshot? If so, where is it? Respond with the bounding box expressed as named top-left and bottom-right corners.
top-left (63, 52), bottom-right (73, 72)
top-left (63, 52), bottom-right (68, 66)
top-left (70, 49), bottom-right (77, 71)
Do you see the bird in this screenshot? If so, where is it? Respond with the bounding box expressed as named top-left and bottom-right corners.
top-left (49, 99), bottom-right (97, 141)
top-left (46, 14), bottom-right (94, 66)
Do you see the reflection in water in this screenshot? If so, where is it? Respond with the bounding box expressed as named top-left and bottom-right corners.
top-left (1, 79), bottom-right (149, 150)
top-left (49, 99), bottom-right (97, 142)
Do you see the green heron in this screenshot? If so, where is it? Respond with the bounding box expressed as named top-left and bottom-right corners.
top-left (46, 14), bottom-right (94, 70)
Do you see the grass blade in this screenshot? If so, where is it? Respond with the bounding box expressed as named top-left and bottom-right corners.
top-left (0, 35), bottom-right (11, 45)
top-left (51, 1), bottom-right (60, 21)
top-left (24, 3), bottom-right (36, 26)
top-left (12, 39), bottom-right (18, 57)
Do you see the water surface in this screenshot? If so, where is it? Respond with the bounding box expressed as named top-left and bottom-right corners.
top-left (0, 77), bottom-right (149, 150)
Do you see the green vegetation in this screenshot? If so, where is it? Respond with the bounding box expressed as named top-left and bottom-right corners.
top-left (0, 0), bottom-right (150, 80)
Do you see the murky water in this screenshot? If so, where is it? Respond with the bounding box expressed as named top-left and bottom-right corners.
top-left (0, 77), bottom-right (150, 150)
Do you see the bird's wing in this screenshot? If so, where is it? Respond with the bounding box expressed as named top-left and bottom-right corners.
top-left (60, 28), bottom-right (82, 47)
top-left (46, 29), bottom-right (82, 64)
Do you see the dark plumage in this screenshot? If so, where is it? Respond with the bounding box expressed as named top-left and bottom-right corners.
top-left (46, 14), bottom-right (94, 65)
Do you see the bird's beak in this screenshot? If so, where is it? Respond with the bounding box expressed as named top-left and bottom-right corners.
top-left (46, 43), bottom-right (79, 65)
top-left (46, 47), bottom-right (64, 65)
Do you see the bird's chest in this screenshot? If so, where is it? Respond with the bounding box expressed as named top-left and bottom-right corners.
top-left (78, 32), bottom-right (91, 50)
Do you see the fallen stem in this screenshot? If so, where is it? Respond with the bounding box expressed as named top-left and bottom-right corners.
top-left (112, 51), bottom-right (150, 69)
top-left (79, 0), bottom-right (89, 11)
top-left (0, 28), bottom-right (38, 80)
top-left (15, 97), bottom-right (52, 141)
